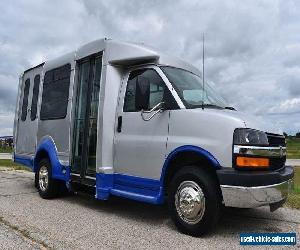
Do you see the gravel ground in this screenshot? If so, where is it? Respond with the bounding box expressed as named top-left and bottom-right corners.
top-left (0, 169), bottom-right (299, 249)
top-left (0, 222), bottom-right (43, 249)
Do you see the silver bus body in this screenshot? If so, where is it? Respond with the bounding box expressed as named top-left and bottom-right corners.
top-left (14, 38), bottom-right (293, 235)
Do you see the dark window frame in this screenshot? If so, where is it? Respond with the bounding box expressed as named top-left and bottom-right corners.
top-left (30, 74), bottom-right (40, 121)
top-left (123, 68), bottom-right (179, 112)
top-left (21, 78), bottom-right (30, 121)
top-left (40, 64), bottom-right (71, 120)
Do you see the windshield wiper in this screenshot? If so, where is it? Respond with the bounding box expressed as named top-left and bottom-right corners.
top-left (224, 106), bottom-right (236, 111)
top-left (194, 103), bottom-right (224, 109)
top-left (194, 104), bottom-right (236, 110)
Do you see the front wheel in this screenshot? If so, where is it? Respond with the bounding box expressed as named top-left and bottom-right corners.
top-left (37, 158), bottom-right (59, 199)
top-left (168, 166), bottom-right (221, 236)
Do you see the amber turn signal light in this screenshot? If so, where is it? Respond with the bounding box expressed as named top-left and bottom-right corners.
top-left (236, 156), bottom-right (269, 168)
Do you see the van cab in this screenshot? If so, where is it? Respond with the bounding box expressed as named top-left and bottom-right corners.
top-left (13, 38), bottom-right (294, 236)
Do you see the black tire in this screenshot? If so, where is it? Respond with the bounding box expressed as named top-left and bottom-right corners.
top-left (168, 166), bottom-right (221, 236)
top-left (37, 158), bottom-right (60, 199)
top-left (34, 172), bottom-right (38, 188)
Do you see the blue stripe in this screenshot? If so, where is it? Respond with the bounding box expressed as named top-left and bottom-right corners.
top-left (160, 145), bottom-right (221, 183)
top-left (14, 155), bottom-right (34, 170)
top-left (96, 173), bottom-right (163, 204)
top-left (34, 138), bottom-right (70, 182)
top-left (96, 145), bottom-right (220, 204)
top-left (114, 173), bottom-right (160, 191)
top-left (15, 138), bottom-right (70, 183)
top-left (110, 189), bottom-right (161, 204)
top-left (16, 143), bottom-right (220, 206)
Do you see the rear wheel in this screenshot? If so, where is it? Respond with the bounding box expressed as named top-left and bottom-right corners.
top-left (37, 158), bottom-right (60, 199)
top-left (168, 166), bottom-right (221, 236)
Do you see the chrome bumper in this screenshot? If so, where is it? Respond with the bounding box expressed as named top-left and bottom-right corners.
top-left (221, 179), bottom-right (293, 209)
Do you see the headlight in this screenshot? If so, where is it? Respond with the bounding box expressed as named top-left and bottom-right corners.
top-left (233, 128), bottom-right (270, 169)
top-left (233, 128), bottom-right (268, 146)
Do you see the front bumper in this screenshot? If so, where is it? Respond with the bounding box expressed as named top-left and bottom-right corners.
top-left (217, 166), bottom-right (294, 210)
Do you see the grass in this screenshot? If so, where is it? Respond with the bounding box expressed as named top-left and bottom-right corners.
top-left (0, 159), bottom-right (31, 171)
top-left (286, 138), bottom-right (300, 159)
top-left (286, 166), bottom-right (300, 209)
top-left (0, 147), bottom-right (13, 153)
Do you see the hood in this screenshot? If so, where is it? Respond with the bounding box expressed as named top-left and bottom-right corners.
top-left (185, 108), bottom-right (283, 135)
top-left (221, 110), bottom-right (283, 135)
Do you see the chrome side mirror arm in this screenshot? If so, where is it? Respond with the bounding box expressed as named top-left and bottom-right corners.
top-left (141, 102), bottom-right (164, 121)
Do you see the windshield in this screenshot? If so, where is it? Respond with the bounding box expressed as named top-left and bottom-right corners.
top-left (161, 66), bottom-right (228, 109)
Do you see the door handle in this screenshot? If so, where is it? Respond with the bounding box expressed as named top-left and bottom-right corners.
top-left (117, 116), bottom-right (122, 133)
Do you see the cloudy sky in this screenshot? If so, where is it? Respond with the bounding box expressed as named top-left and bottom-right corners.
top-left (0, 0), bottom-right (299, 135)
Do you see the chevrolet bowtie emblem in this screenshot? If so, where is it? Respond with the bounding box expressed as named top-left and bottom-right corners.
top-left (279, 146), bottom-right (283, 158)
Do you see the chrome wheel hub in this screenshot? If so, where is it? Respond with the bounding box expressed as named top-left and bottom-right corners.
top-left (39, 165), bottom-right (49, 191)
top-left (175, 181), bottom-right (205, 224)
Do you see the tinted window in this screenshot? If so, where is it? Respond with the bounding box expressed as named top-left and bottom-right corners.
top-left (123, 74), bottom-right (137, 112)
top-left (149, 83), bottom-right (164, 109)
top-left (30, 75), bottom-right (40, 121)
top-left (21, 79), bottom-right (30, 121)
top-left (123, 69), bottom-right (178, 112)
top-left (40, 64), bottom-right (71, 120)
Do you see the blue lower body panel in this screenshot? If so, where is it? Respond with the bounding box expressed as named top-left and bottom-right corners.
top-left (96, 173), bottom-right (164, 204)
top-left (14, 155), bottom-right (34, 171)
top-left (14, 153), bottom-right (163, 205)
top-left (14, 154), bottom-right (70, 182)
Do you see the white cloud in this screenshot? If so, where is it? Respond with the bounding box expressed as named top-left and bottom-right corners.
top-left (0, 0), bottom-right (299, 135)
top-left (270, 98), bottom-right (300, 114)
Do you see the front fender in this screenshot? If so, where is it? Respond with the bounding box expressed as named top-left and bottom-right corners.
top-left (160, 145), bottom-right (221, 183)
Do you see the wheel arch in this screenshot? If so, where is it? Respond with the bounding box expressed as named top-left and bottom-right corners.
top-left (33, 137), bottom-right (68, 181)
top-left (160, 145), bottom-right (221, 193)
top-left (33, 149), bottom-right (50, 172)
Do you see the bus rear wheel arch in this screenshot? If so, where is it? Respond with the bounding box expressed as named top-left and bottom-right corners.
top-left (36, 158), bottom-right (60, 199)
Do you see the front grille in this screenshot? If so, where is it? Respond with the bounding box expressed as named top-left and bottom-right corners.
top-left (270, 156), bottom-right (286, 171)
top-left (267, 133), bottom-right (286, 147)
top-left (266, 133), bottom-right (286, 170)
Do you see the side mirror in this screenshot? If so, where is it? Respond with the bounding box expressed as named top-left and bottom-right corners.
top-left (136, 76), bottom-right (150, 110)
